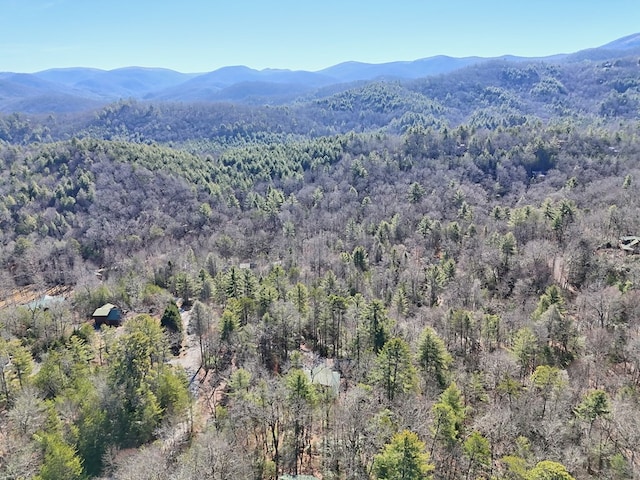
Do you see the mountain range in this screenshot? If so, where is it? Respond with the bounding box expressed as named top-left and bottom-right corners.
top-left (1, 33), bottom-right (639, 114)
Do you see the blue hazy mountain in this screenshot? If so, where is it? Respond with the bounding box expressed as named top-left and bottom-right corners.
top-left (34, 67), bottom-right (197, 99)
top-left (598, 32), bottom-right (640, 50)
top-left (0, 33), bottom-right (638, 113)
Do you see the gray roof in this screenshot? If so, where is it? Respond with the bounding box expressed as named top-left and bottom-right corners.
top-left (304, 365), bottom-right (340, 395)
top-left (620, 236), bottom-right (640, 251)
top-left (26, 295), bottom-right (64, 310)
top-left (92, 303), bottom-right (117, 317)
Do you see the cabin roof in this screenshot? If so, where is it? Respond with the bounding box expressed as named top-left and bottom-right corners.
top-left (26, 294), bottom-right (64, 310)
top-left (92, 303), bottom-right (117, 317)
top-left (304, 365), bottom-right (340, 395)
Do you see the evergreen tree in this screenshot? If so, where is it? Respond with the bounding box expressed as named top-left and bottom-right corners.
top-left (373, 430), bottom-right (434, 480)
top-left (352, 245), bottom-right (370, 272)
top-left (7, 340), bottom-right (33, 390)
top-left (431, 382), bottom-right (466, 451)
top-left (219, 309), bottom-right (239, 343)
top-left (574, 389), bottom-right (611, 426)
top-left (373, 338), bottom-right (418, 401)
top-left (160, 300), bottom-right (182, 333)
top-left (408, 182), bottom-right (426, 204)
top-left (530, 365), bottom-right (565, 419)
top-left (528, 460), bottom-right (576, 480)
top-left (463, 430), bottom-right (491, 479)
top-left (34, 432), bottom-right (83, 480)
top-left (107, 315), bottom-right (186, 446)
top-left (417, 326), bottom-right (452, 390)
top-left (285, 369), bottom-right (317, 475)
top-left (364, 299), bottom-right (391, 353)
top-left (511, 327), bottom-right (539, 377)
top-left (533, 285), bottom-right (564, 320)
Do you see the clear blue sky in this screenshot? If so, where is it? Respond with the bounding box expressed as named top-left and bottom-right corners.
top-left (1, 0), bottom-right (638, 73)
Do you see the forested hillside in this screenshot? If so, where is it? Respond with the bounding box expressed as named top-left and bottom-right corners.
top-left (1, 51), bottom-right (640, 480)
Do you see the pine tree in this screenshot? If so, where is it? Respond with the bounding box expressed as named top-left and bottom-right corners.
top-left (417, 327), bottom-right (452, 389)
top-left (463, 431), bottom-right (491, 479)
top-left (160, 301), bottom-right (182, 333)
top-left (431, 382), bottom-right (466, 452)
top-left (364, 299), bottom-right (391, 353)
top-left (373, 338), bottom-right (418, 401)
top-left (34, 433), bottom-right (83, 480)
top-left (374, 430), bottom-right (434, 480)
top-left (528, 460), bottom-right (576, 480)
top-left (530, 365), bottom-right (565, 419)
top-left (511, 327), bottom-right (539, 377)
top-left (285, 369), bottom-right (317, 475)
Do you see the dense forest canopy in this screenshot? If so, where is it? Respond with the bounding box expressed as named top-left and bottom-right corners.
top-left (0, 51), bottom-right (640, 479)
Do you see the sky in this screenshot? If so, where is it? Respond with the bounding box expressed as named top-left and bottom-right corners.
top-left (1, 0), bottom-right (639, 73)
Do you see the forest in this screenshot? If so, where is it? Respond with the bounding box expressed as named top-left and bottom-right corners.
top-left (0, 50), bottom-right (640, 480)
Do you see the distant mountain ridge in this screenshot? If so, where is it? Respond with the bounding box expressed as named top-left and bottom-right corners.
top-left (599, 32), bottom-right (640, 50)
top-left (0, 33), bottom-right (638, 113)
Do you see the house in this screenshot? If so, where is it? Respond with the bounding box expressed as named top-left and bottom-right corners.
top-left (619, 235), bottom-right (640, 253)
top-left (92, 303), bottom-right (123, 327)
top-left (304, 364), bottom-right (341, 396)
top-left (26, 294), bottom-right (65, 311)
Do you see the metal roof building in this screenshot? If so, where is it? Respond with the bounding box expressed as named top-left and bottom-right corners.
top-left (304, 364), bottom-right (340, 396)
top-left (92, 303), bottom-right (123, 326)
